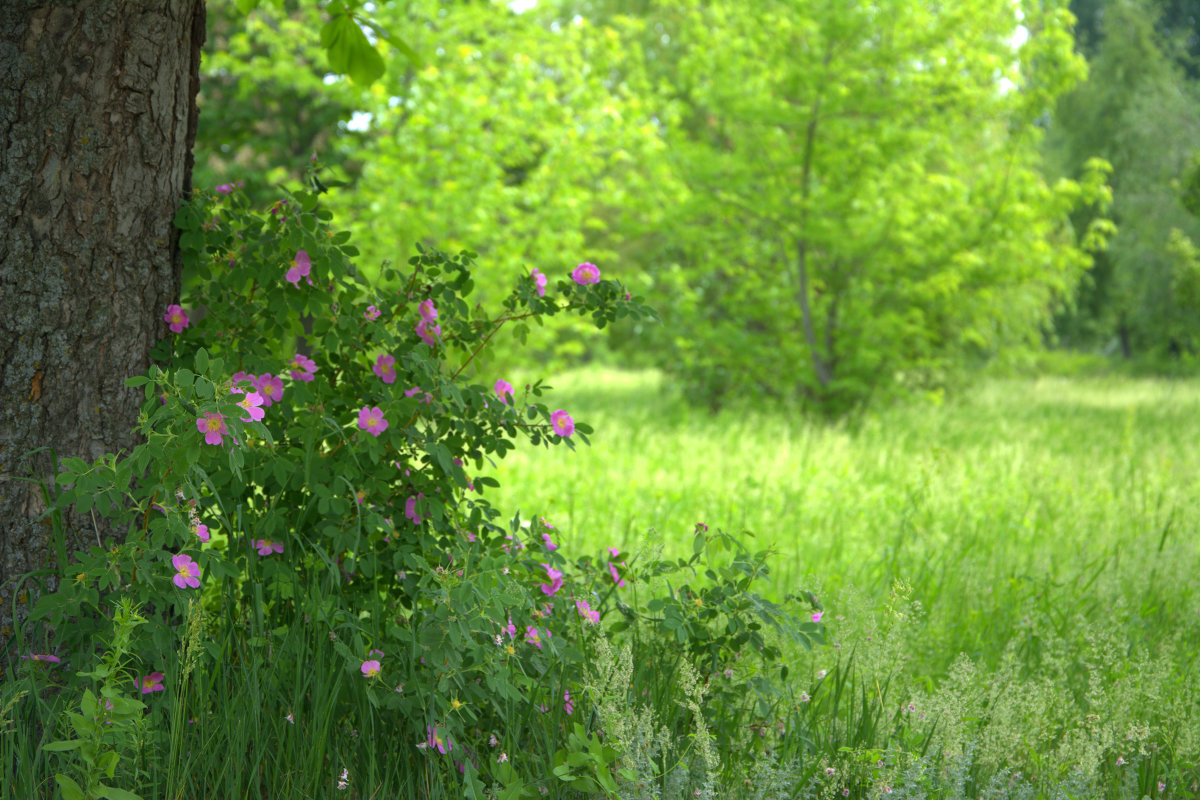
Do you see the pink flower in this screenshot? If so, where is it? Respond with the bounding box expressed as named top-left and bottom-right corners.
top-left (425, 725), bottom-right (453, 754)
top-left (196, 413), bottom-right (228, 445)
top-left (571, 262), bottom-right (600, 285)
top-left (285, 250), bottom-right (311, 287)
top-left (254, 373), bottom-right (283, 406)
top-left (171, 553), bottom-right (200, 589)
top-left (494, 379), bottom-right (514, 405)
top-left (254, 539), bottom-right (284, 556)
top-left (290, 354), bottom-right (317, 382)
top-left (361, 659), bottom-right (381, 678)
top-left (524, 626), bottom-right (543, 649)
top-left (540, 564), bottom-right (564, 597)
top-left (140, 672), bottom-right (165, 694)
top-left (232, 390), bottom-right (265, 423)
top-left (358, 406), bottom-right (389, 437)
top-left (531, 268), bottom-right (547, 297)
top-left (231, 371), bottom-right (254, 389)
top-left (215, 183), bottom-right (234, 195)
top-left (364, 305), bottom-right (381, 321)
top-left (415, 318), bottom-right (441, 346)
top-left (192, 521), bottom-right (210, 543)
top-left (575, 600), bottom-right (600, 625)
top-left (373, 354), bottom-right (397, 384)
top-left (564, 690), bottom-right (574, 715)
top-left (22, 653), bottom-right (62, 665)
top-left (812, 611), bottom-right (823, 623)
top-left (608, 561), bottom-right (626, 588)
top-left (550, 409), bottom-right (574, 437)
top-left (404, 495), bottom-right (424, 525)
top-left (542, 532), bottom-right (557, 551)
top-left (607, 547), bottom-right (620, 558)
top-left (504, 618), bottom-right (517, 640)
top-left (418, 299), bottom-right (438, 321)
top-left (163, 305), bottom-right (189, 333)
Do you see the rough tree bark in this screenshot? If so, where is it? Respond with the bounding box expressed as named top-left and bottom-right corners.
top-left (0, 0), bottom-right (205, 654)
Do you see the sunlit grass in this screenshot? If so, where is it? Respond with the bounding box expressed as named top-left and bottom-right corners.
top-left (485, 368), bottom-right (1200, 677)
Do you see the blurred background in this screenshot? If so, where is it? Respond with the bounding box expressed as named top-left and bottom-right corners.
top-left (194, 0), bottom-right (1200, 416)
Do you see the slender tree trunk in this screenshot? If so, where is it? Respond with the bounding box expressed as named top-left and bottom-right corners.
top-left (0, 0), bottom-right (205, 652)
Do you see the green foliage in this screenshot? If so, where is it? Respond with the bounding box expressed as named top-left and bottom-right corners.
top-left (1048, 0), bottom-right (1200, 359)
top-left (4, 172), bottom-right (830, 798)
top-left (592, 0), bottom-right (1110, 412)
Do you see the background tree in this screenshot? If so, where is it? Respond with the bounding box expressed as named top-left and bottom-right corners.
top-left (0, 0), bottom-right (205, 643)
top-left (1049, 0), bottom-right (1200, 358)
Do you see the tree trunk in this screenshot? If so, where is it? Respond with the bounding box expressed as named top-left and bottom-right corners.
top-left (0, 0), bottom-right (205, 652)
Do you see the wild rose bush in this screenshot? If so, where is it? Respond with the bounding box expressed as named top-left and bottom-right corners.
top-left (23, 168), bottom-right (823, 798)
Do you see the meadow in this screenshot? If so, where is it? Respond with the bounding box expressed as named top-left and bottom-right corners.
top-left (486, 368), bottom-right (1200, 796)
top-left (6, 366), bottom-right (1199, 799)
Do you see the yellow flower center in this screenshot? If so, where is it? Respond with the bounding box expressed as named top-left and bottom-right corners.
top-left (205, 417), bottom-right (223, 432)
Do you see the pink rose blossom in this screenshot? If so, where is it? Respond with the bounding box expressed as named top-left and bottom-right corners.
top-left (22, 653), bottom-right (62, 665)
top-left (575, 600), bottom-right (600, 625)
top-left (196, 413), bottom-right (228, 446)
top-left (564, 690), bottom-right (574, 715)
top-left (290, 354), bottom-right (317, 382)
top-left (494, 379), bottom-right (514, 405)
top-left (171, 553), bottom-right (200, 589)
top-left (253, 539), bottom-right (284, 556)
top-left (192, 522), bottom-right (210, 543)
top-left (415, 318), bottom-right (441, 346)
top-left (531, 268), bottom-right (547, 297)
top-left (285, 250), bottom-right (311, 287)
top-left (550, 409), bottom-right (574, 437)
top-left (373, 354), bottom-right (397, 384)
top-left (524, 626), bottom-right (543, 649)
top-left (540, 564), bottom-right (564, 597)
top-left (163, 305), bottom-right (189, 333)
top-left (215, 183), bottom-right (234, 195)
top-left (364, 305), bottom-right (381, 321)
top-left (140, 672), bottom-right (165, 694)
top-left (812, 611), bottom-right (823, 623)
top-left (254, 373), bottom-right (283, 406)
top-left (404, 495), bottom-right (424, 525)
top-left (361, 659), bottom-right (381, 678)
top-left (418, 299), bottom-right (438, 321)
top-left (608, 561), bottom-right (627, 588)
top-left (358, 406), bottom-right (389, 437)
top-left (571, 262), bottom-right (600, 285)
top-left (542, 532), bottom-right (557, 551)
top-left (232, 389), bottom-right (265, 423)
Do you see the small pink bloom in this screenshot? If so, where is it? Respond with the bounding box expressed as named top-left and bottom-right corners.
top-left (22, 653), bottom-right (62, 665)
top-left (575, 600), bottom-right (600, 625)
top-left (811, 611), bottom-right (823, 623)
top-left (373, 354), bottom-right (397, 384)
top-left (285, 250), bottom-right (311, 287)
top-left (163, 305), bottom-right (189, 333)
top-left (564, 690), bottom-right (574, 715)
top-left (571, 262), bottom-right (600, 285)
top-left (540, 564), bottom-right (564, 597)
top-left (232, 390), bottom-right (265, 423)
top-left (253, 539), bottom-right (284, 556)
top-left (171, 553), bottom-right (200, 589)
top-left (531, 268), bottom-right (547, 297)
top-left (415, 318), bottom-right (441, 346)
top-left (418, 299), bottom-right (438, 321)
top-left (542, 532), bottom-right (557, 551)
top-left (497, 752), bottom-right (508, 763)
top-left (361, 659), bottom-right (381, 678)
top-left (215, 183), bottom-right (234, 195)
top-left (504, 618), bottom-right (517, 639)
top-left (254, 373), bottom-right (283, 406)
top-left (364, 305), bottom-right (381, 321)
top-left (608, 561), bottom-right (626, 588)
top-left (357, 406), bottom-right (389, 437)
top-left (425, 725), bottom-right (453, 754)
top-left (524, 626), bottom-right (542, 649)
top-left (607, 547), bottom-right (620, 558)
top-left (140, 672), bottom-right (165, 694)
top-left (550, 409), bottom-right (574, 437)
top-left (494, 379), bottom-right (514, 405)
top-left (231, 370), bottom-right (254, 388)
top-left (192, 521), bottom-right (210, 543)
top-left (290, 354), bottom-right (318, 382)
top-left (405, 495), bottom-right (424, 525)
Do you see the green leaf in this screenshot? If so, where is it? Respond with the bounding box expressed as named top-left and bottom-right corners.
top-left (195, 348), bottom-right (209, 375)
top-left (235, 0), bottom-right (261, 12)
top-left (123, 376), bottom-right (150, 388)
top-left (55, 774), bottom-right (85, 800)
top-left (96, 785), bottom-right (144, 800)
top-left (43, 739), bottom-right (84, 751)
top-left (320, 13), bottom-right (385, 86)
